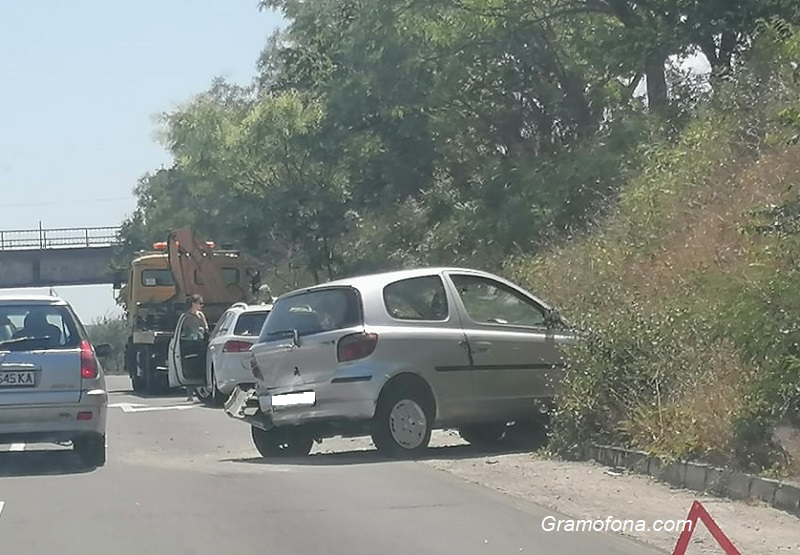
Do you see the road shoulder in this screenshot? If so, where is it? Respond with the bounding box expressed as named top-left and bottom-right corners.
top-left (422, 450), bottom-right (800, 555)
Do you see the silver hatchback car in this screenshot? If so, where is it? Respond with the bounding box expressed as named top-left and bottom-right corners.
top-left (0, 295), bottom-right (109, 467)
top-left (225, 267), bottom-right (575, 458)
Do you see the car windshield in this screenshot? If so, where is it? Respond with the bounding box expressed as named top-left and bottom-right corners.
top-left (258, 288), bottom-right (362, 341)
top-left (0, 304), bottom-right (82, 351)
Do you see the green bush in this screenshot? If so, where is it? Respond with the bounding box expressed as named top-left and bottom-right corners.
top-left (508, 23), bottom-right (800, 473)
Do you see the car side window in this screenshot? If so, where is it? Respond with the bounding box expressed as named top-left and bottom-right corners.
top-left (383, 275), bottom-right (449, 321)
top-left (450, 274), bottom-right (546, 327)
top-left (211, 313), bottom-right (234, 338)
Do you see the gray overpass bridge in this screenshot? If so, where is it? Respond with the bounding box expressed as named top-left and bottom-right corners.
top-left (0, 226), bottom-right (122, 289)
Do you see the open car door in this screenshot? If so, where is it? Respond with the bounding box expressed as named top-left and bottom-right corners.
top-left (168, 313), bottom-right (208, 388)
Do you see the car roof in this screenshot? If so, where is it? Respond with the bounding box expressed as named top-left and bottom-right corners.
top-left (0, 294), bottom-right (69, 306)
top-left (227, 303), bottom-right (273, 313)
top-left (276, 267), bottom-right (527, 298)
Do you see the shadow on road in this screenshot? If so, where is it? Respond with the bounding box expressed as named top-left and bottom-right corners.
top-left (107, 385), bottom-right (188, 401)
top-left (223, 439), bottom-right (546, 467)
top-left (0, 449), bottom-right (97, 477)
top-left (124, 390), bottom-right (188, 401)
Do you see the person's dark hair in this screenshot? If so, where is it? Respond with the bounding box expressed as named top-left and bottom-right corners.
top-left (187, 294), bottom-right (204, 308)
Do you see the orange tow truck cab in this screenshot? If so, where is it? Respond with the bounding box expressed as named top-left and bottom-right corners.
top-left (114, 228), bottom-right (263, 394)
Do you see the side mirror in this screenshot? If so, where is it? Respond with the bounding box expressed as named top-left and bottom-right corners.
top-left (95, 343), bottom-right (113, 358)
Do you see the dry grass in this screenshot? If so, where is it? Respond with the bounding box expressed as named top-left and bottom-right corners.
top-left (515, 144), bottom-right (800, 309)
top-left (623, 340), bottom-right (757, 464)
top-left (506, 131), bottom-right (800, 466)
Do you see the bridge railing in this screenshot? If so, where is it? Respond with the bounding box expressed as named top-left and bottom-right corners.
top-left (0, 226), bottom-right (121, 251)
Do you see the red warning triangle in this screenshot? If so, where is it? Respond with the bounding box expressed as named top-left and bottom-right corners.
top-left (672, 501), bottom-right (742, 555)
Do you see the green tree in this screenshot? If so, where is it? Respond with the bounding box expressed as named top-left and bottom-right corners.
top-left (86, 315), bottom-right (128, 374)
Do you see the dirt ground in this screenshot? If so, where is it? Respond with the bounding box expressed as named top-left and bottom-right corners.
top-left (317, 431), bottom-right (800, 554)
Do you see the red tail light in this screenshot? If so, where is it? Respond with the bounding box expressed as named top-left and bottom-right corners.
top-left (80, 340), bottom-right (98, 379)
top-left (337, 333), bottom-right (378, 362)
top-left (223, 340), bottom-right (252, 353)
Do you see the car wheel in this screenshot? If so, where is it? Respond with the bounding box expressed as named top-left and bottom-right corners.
top-left (209, 367), bottom-right (227, 407)
top-left (372, 384), bottom-right (433, 458)
top-left (458, 423), bottom-right (509, 446)
top-left (505, 417), bottom-right (549, 450)
top-left (250, 426), bottom-right (313, 458)
top-left (74, 433), bottom-right (106, 468)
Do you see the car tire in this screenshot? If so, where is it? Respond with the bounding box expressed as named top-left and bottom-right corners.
top-left (371, 383), bottom-right (433, 458)
top-left (251, 426), bottom-right (313, 458)
top-left (209, 366), bottom-right (227, 407)
top-left (504, 417), bottom-right (549, 450)
top-left (74, 433), bottom-right (106, 468)
top-left (458, 423), bottom-right (509, 446)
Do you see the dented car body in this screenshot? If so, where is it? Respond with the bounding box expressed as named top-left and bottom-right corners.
top-left (224, 267), bottom-right (576, 458)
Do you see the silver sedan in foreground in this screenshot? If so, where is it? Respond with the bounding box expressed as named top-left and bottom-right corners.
top-left (0, 294), bottom-right (109, 467)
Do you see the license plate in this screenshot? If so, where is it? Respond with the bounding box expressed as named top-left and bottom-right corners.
top-left (0, 371), bottom-right (36, 387)
top-left (270, 391), bottom-right (315, 409)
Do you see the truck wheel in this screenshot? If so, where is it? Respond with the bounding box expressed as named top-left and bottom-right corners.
top-left (251, 426), bottom-right (313, 458)
top-left (371, 383), bottom-right (433, 458)
top-left (127, 344), bottom-right (143, 392)
top-left (144, 360), bottom-right (157, 395)
top-left (74, 433), bottom-right (106, 468)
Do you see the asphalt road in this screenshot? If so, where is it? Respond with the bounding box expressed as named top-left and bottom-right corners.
top-left (0, 375), bottom-right (662, 555)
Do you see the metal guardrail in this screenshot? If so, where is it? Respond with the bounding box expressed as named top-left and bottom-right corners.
top-left (0, 226), bottom-right (122, 251)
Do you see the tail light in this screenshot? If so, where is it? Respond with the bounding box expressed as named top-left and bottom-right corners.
top-left (250, 355), bottom-right (263, 380)
top-left (80, 340), bottom-right (98, 379)
top-left (223, 340), bottom-right (252, 353)
top-left (337, 333), bottom-right (378, 362)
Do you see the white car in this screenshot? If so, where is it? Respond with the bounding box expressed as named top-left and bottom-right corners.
top-left (168, 302), bottom-right (272, 405)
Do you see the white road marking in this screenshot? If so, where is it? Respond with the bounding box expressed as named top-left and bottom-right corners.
top-left (0, 501), bottom-right (5, 520)
top-left (9, 443), bottom-right (25, 452)
top-left (108, 403), bottom-right (196, 413)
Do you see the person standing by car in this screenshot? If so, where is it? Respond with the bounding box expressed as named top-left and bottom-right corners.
top-left (182, 294), bottom-right (209, 400)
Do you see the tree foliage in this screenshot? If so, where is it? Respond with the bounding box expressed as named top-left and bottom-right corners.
top-left (118, 0), bottom-right (798, 288)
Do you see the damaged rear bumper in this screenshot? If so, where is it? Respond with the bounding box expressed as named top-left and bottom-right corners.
top-left (223, 386), bottom-right (273, 431)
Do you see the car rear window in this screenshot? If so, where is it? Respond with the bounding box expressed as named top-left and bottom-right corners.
top-left (259, 287), bottom-right (362, 342)
top-left (234, 311), bottom-right (269, 336)
top-left (0, 304), bottom-right (83, 351)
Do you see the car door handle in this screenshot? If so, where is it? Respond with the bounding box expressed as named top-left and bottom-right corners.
top-left (474, 341), bottom-right (492, 352)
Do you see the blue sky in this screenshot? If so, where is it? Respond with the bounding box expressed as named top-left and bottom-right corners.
top-left (0, 0), bottom-right (284, 323)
